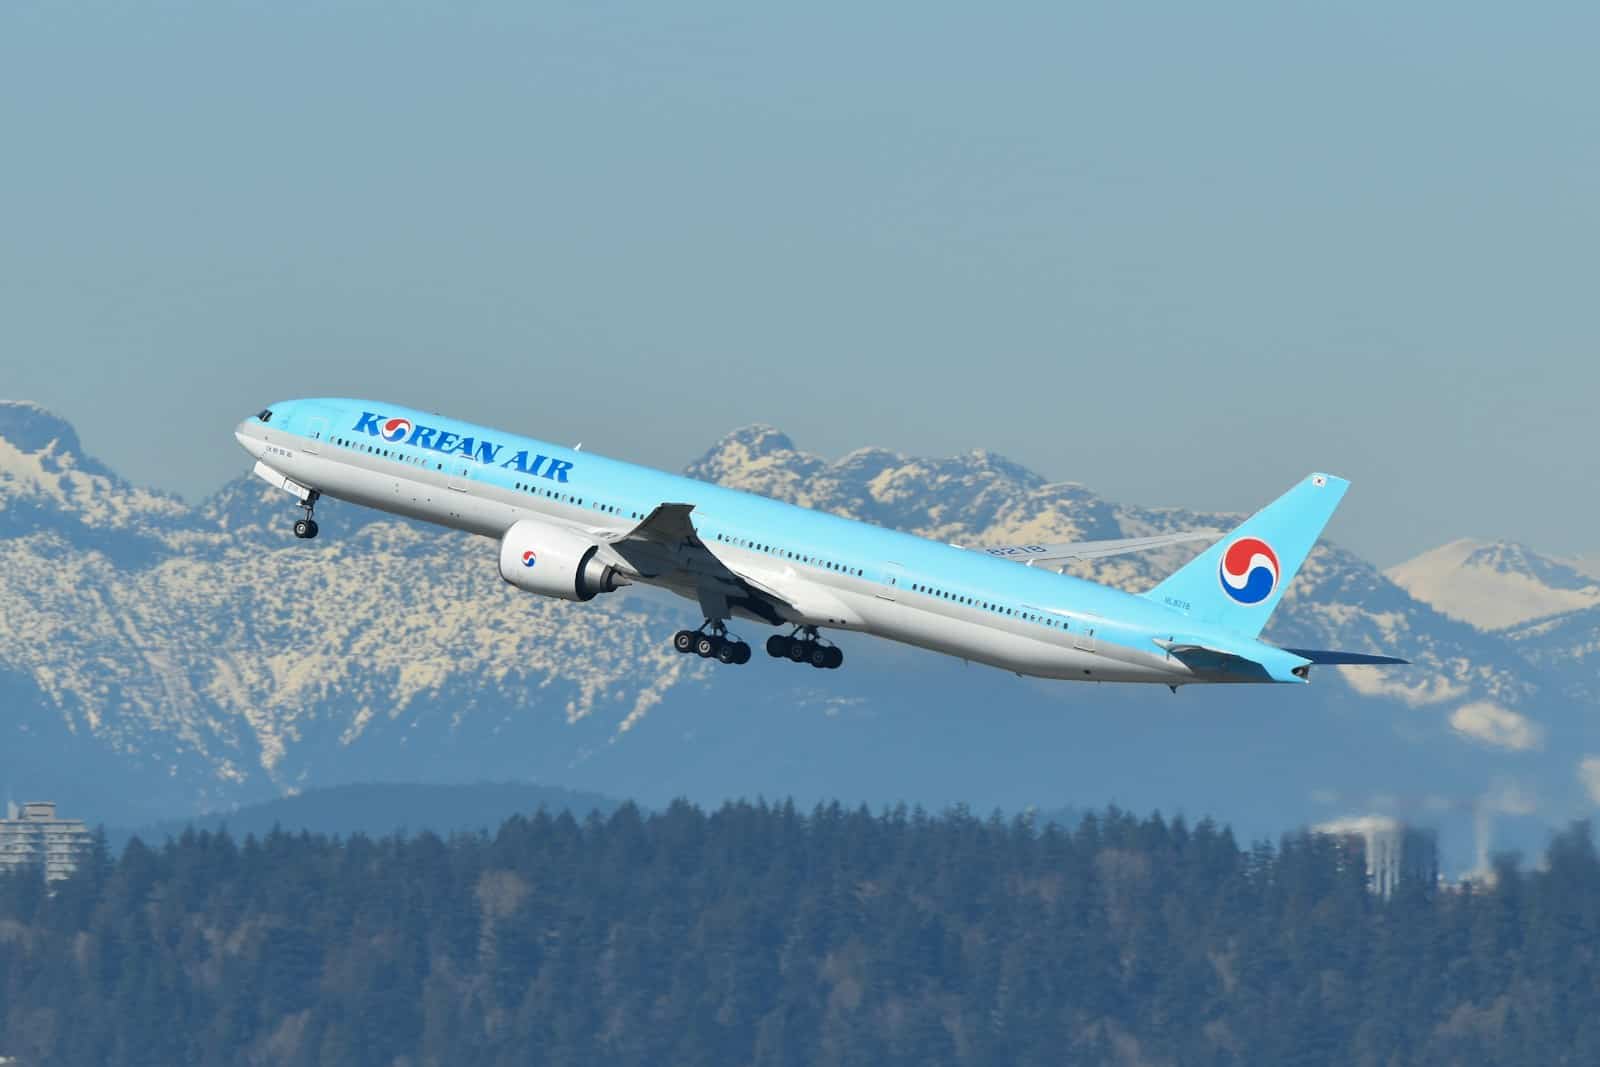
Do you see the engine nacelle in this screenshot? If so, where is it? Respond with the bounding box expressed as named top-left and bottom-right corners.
top-left (498, 520), bottom-right (627, 602)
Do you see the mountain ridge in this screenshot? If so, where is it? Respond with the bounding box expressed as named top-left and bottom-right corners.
top-left (106, 780), bottom-right (626, 851)
top-left (1, 401), bottom-right (1594, 868)
top-left (1387, 538), bottom-right (1600, 630)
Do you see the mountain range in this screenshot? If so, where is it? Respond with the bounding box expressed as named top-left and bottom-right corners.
top-left (1387, 539), bottom-right (1600, 630)
top-left (1, 400), bottom-right (1595, 871)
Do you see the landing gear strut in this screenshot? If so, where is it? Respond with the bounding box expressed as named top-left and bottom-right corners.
top-left (766, 626), bottom-right (843, 670)
top-left (292, 491), bottom-right (321, 540)
top-left (672, 621), bottom-right (752, 665)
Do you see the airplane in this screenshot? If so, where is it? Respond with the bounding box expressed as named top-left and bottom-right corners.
top-left (233, 400), bottom-right (1406, 687)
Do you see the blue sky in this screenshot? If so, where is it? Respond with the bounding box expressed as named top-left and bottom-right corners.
top-left (2, 2), bottom-right (1594, 566)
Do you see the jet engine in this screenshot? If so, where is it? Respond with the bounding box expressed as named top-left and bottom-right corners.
top-left (498, 520), bottom-right (627, 602)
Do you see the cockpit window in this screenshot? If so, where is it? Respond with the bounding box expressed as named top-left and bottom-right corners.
top-left (257, 409), bottom-right (273, 423)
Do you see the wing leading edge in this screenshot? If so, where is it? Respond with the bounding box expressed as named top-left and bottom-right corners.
top-left (976, 530), bottom-right (1217, 568)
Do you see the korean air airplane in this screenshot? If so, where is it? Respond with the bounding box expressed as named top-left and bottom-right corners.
top-left (233, 400), bottom-right (1405, 686)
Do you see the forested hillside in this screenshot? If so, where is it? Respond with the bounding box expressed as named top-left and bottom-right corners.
top-left (2, 804), bottom-right (1597, 1066)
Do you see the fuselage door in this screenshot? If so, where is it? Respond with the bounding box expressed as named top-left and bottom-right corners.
top-left (304, 416), bottom-right (328, 454)
top-left (446, 460), bottom-right (472, 492)
top-left (877, 562), bottom-right (903, 601)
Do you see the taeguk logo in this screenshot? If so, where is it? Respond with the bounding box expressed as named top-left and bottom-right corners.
top-left (380, 417), bottom-right (413, 443)
top-left (1218, 536), bottom-right (1280, 605)
top-left (521, 550), bottom-right (537, 568)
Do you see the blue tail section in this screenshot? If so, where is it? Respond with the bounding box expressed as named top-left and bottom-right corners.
top-left (1144, 473), bottom-right (1349, 639)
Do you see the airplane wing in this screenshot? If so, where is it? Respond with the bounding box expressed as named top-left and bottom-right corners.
top-left (608, 502), bottom-right (703, 552)
top-left (975, 530), bottom-right (1217, 567)
top-left (600, 503), bottom-right (797, 625)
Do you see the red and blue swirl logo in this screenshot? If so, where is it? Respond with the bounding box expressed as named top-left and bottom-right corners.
top-left (521, 549), bottom-right (537, 568)
top-left (1218, 537), bottom-right (1280, 605)
top-left (380, 417), bottom-right (413, 443)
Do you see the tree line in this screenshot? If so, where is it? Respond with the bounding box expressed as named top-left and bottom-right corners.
top-left (1, 801), bottom-right (1597, 1065)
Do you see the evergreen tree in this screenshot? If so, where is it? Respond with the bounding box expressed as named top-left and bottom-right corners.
top-left (1, 802), bottom-right (1597, 1064)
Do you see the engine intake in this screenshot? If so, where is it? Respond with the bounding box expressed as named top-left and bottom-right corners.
top-left (498, 520), bottom-right (627, 602)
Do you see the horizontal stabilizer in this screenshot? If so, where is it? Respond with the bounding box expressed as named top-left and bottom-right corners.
top-left (1152, 636), bottom-right (1284, 682)
top-left (1280, 648), bottom-right (1409, 666)
top-left (1152, 637), bottom-right (1237, 659)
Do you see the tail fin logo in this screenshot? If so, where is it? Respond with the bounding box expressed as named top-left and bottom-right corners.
top-left (1219, 537), bottom-right (1280, 605)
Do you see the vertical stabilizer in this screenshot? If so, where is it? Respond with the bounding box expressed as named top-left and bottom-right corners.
top-left (1144, 473), bottom-right (1348, 638)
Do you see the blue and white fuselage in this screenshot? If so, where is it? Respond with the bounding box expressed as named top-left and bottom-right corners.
top-left (233, 399), bottom-right (1404, 685)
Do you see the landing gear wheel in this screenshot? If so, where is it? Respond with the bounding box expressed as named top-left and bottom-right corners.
top-left (767, 625), bottom-right (843, 669)
top-left (290, 490), bottom-right (322, 539)
top-left (682, 621), bottom-right (752, 665)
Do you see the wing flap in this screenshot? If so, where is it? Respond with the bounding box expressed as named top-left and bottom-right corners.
top-left (731, 563), bottom-right (864, 627)
top-left (601, 502), bottom-right (802, 625)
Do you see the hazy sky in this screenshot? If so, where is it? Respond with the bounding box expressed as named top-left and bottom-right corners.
top-left (2, 2), bottom-right (1595, 567)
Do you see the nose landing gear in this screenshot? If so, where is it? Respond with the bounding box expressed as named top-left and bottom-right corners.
top-left (672, 621), bottom-right (752, 665)
top-left (292, 492), bottom-right (322, 540)
top-left (766, 626), bottom-right (843, 670)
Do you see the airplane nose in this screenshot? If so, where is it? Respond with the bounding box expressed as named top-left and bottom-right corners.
top-left (234, 419), bottom-right (266, 460)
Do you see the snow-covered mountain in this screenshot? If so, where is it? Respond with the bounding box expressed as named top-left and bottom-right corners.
top-left (1386, 539), bottom-right (1600, 630)
top-left (1504, 605), bottom-right (1600, 707)
top-left (0, 403), bottom-right (1593, 869)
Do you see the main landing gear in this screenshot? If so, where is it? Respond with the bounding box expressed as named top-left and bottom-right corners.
top-left (291, 491), bottom-right (321, 540)
top-left (672, 622), bottom-right (752, 665)
top-left (671, 623), bottom-right (843, 670)
top-left (766, 626), bottom-right (843, 670)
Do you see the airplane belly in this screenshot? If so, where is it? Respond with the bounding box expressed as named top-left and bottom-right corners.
top-left (858, 597), bottom-right (1175, 683)
top-left (274, 453), bottom-right (508, 537)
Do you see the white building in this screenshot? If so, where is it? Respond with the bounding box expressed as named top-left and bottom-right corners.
top-left (1318, 812), bottom-right (1420, 895)
top-left (0, 800), bottom-right (92, 882)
